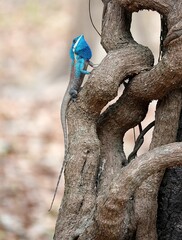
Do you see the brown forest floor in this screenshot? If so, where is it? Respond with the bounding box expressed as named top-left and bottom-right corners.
top-left (0, 2), bottom-right (67, 239)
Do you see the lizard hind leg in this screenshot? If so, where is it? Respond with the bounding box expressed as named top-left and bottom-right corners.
top-left (69, 88), bottom-right (78, 101)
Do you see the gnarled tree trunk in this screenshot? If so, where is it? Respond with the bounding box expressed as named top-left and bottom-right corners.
top-left (54, 0), bottom-right (182, 239)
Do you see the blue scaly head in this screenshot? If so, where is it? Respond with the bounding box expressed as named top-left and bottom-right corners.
top-left (69, 35), bottom-right (92, 61)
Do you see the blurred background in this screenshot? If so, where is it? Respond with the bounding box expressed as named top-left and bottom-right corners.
top-left (0, 1), bottom-right (160, 239)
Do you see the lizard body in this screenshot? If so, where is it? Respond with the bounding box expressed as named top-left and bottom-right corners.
top-left (49, 35), bottom-right (92, 210)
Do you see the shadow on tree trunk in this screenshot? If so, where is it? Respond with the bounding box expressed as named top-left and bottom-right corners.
top-left (157, 108), bottom-right (182, 240)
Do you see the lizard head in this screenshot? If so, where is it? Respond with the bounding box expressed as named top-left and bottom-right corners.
top-left (70, 35), bottom-right (92, 61)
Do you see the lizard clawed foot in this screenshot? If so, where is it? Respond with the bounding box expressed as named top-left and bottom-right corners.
top-left (89, 61), bottom-right (99, 69)
top-left (69, 89), bottom-right (78, 101)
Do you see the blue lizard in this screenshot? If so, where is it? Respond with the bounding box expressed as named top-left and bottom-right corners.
top-left (49, 35), bottom-right (93, 210)
top-left (69, 35), bottom-right (92, 100)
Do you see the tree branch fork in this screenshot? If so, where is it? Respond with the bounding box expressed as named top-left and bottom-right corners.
top-left (54, 0), bottom-right (182, 239)
top-left (96, 142), bottom-right (182, 238)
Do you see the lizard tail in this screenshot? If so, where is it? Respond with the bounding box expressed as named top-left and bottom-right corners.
top-left (48, 160), bottom-right (65, 211)
top-left (49, 87), bottom-right (70, 211)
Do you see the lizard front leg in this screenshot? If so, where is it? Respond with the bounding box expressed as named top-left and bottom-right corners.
top-left (69, 58), bottom-right (91, 101)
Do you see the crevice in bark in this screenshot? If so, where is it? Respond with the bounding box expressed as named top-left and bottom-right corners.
top-left (157, 100), bottom-right (182, 240)
top-left (134, 89), bottom-right (182, 240)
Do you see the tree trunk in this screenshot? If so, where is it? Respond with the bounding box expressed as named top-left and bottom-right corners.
top-left (157, 108), bottom-right (182, 240)
top-left (53, 0), bottom-right (182, 239)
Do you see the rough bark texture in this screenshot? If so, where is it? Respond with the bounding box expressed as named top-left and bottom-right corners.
top-left (157, 107), bottom-right (182, 240)
top-left (134, 89), bottom-right (182, 240)
top-left (54, 0), bottom-right (182, 239)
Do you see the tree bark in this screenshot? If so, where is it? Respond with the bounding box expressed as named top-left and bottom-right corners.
top-left (134, 89), bottom-right (182, 240)
top-left (157, 106), bottom-right (182, 240)
top-left (53, 0), bottom-right (182, 239)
